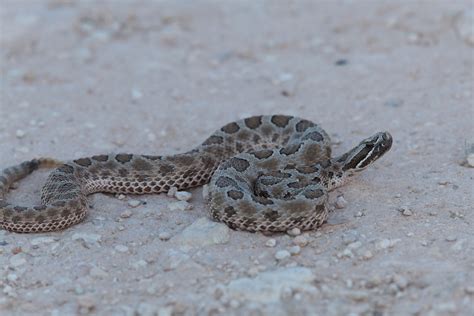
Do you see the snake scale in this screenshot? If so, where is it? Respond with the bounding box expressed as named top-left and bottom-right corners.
top-left (0, 115), bottom-right (392, 233)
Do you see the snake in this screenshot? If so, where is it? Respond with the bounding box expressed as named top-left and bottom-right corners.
top-left (0, 115), bottom-right (392, 233)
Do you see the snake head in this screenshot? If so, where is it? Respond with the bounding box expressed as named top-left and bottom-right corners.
top-left (341, 131), bottom-right (392, 172)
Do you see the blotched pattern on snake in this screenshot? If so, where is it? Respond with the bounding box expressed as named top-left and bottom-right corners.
top-left (0, 115), bottom-right (392, 233)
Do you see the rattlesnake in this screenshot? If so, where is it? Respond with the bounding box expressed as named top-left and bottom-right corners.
top-left (0, 115), bottom-right (392, 233)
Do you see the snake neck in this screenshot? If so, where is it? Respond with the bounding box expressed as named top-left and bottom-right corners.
top-left (323, 131), bottom-right (393, 191)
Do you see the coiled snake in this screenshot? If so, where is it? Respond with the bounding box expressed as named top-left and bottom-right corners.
top-left (0, 115), bottom-right (392, 233)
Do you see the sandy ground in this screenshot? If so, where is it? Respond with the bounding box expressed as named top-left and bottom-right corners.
top-left (0, 1), bottom-right (473, 315)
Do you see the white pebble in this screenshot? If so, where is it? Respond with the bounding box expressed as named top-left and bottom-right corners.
top-left (7, 273), bottom-right (18, 282)
top-left (362, 250), bottom-right (373, 260)
top-left (275, 250), bottom-right (291, 261)
top-left (168, 201), bottom-right (193, 211)
top-left (202, 184), bottom-right (210, 199)
top-left (445, 236), bottom-right (457, 242)
top-left (114, 245), bottom-right (129, 253)
top-left (128, 199), bottom-right (141, 208)
top-left (335, 196), bottom-right (348, 209)
top-left (30, 237), bottom-right (56, 246)
top-left (89, 266), bottom-right (108, 278)
top-left (117, 194), bottom-right (126, 200)
top-left (288, 246), bottom-right (301, 255)
top-left (15, 129), bottom-right (26, 138)
top-left (72, 233), bottom-right (102, 245)
top-left (9, 254), bottom-right (27, 267)
top-left (175, 191), bottom-right (192, 201)
top-left (120, 210), bottom-right (133, 218)
top-left (399, 206), bottom-right (413, 216)
top-left (393, 274), bottom-right (409, 290)
top-left (167, 186), bottom-right (178, 197)
top-left (265, 238), bottom-right (277, 247)
top-left (159, 232), bottom-right (172, 241)
top-left (287, 227), bottom-right (301, 236)
top-left (131, 88), bottom-right (143, 100)
top-left (377, 238), bottom-right (400, 249)
top-left (354, 211), bottom-right (365, 217)
top-left (293, 235), bottom-right (309, 247)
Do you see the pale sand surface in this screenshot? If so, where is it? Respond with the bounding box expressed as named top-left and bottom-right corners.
top-left (0, 1), bottom-right (473, 315)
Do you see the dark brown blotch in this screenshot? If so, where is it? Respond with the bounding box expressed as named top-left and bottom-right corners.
top-left (224, 206), bottom-right (237, 217)
top-left (58, 164), bottom-right (75, 174)
top-left (202, 135), bottom-right (224, 146)
top-left (159, 164), bottom-right (175, 175)
top-left (132, 158), bottom-right (153, 171)
top-left (303, 131), bottom-right (324, 142)
top-left (303, 188), bottom-right (325, 199)
top-left (244, 116), bottom-right (262, 129)
top-left (252, 149), bottom-right (273, 159)
top-left (229, 157), bottom-right (250, 172)
top-left (92, 155), bottom-right (109, 162)
top-left (295, 120), bottom-right (315, 132)
top-left (74, 158), bottom-right (92, 167)
top-left (227, 190), bottom-right (244, 200)
top-left (271, 115), bottom-right (292, 128)
top-left (280, 143), bottom-right (302, 155)
top-left (296, 165), bottom-right (319, 174)
top-left (215, 176), bottom-right (238, 188)
top-left (115, 153), bottom-right (133, 163)
top-left (221, 122), bottom-right (240, 134)
top-left (252, 195), bottom-right (274, 205)
top-left (142, 155), bottom-right (162, 161)
top-left (118, 168), bottom-right (129, 177)
top-left (264, 209), bottom-right (280, 221)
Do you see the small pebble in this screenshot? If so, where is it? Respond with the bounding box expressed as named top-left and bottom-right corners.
top-left (342, 230), bottom-right (359, 245)
top-left (168, 201), bottom-right (193, 211)
top-left (159, 232), bottom-right (172, 241)
top-left (175, 191), bottom-right (192, 201)
top-left (89, 266), bottom-right (108, 278)
top-left (293, 235), bottom-right (309, 247)
top-left (128, 200), bottom-right (141, 208)
top-left (362, 250), bottom-right (373, 260)
top-left (114, 245), bottom-right (129, 253)
top-left (167, 187), bottom-right (178, 197)
top-left (384, 98), bottom-right (404, 108)
top-left (275, 250), bottom-right (291, 261)
top-left (288, 245), bottom-right (301, 255)
top-left (377, 238), bottom-right (400, 249)
top-left (401, 207), bottom-right (413, 216)
top-left (30, 237), bottom-right (56, 246)
top-left (335, 196), bottom-right (348, 209)
top-left (287, 228), bottom-right (301, 236)
top-left (9, 254), bottom-right (27, 267)
top-left (335, 59), bottom-right (348, 66)
top-left (445, 236), bottom-right (457, 242)
top-left (117, 194), bottom-right (126, 200)
top-left (265, 239), bottom-right (277, 247)
top-left (393, 274), bottom-right (409, 290)
top-left (465, 286), bottom-right (474, 294)
top-left (120, 210), bottom-right (133, 218)
top-left (131, 88), bottom-right (143, 100)
top-left (7, 273), bottom-right (18, 282)
top-left (202, 185), bottom-right (210, 199)
top-left (15, 129), bottom-right (26, 138)
top-left (354, 211), bottom-right (365, 217)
